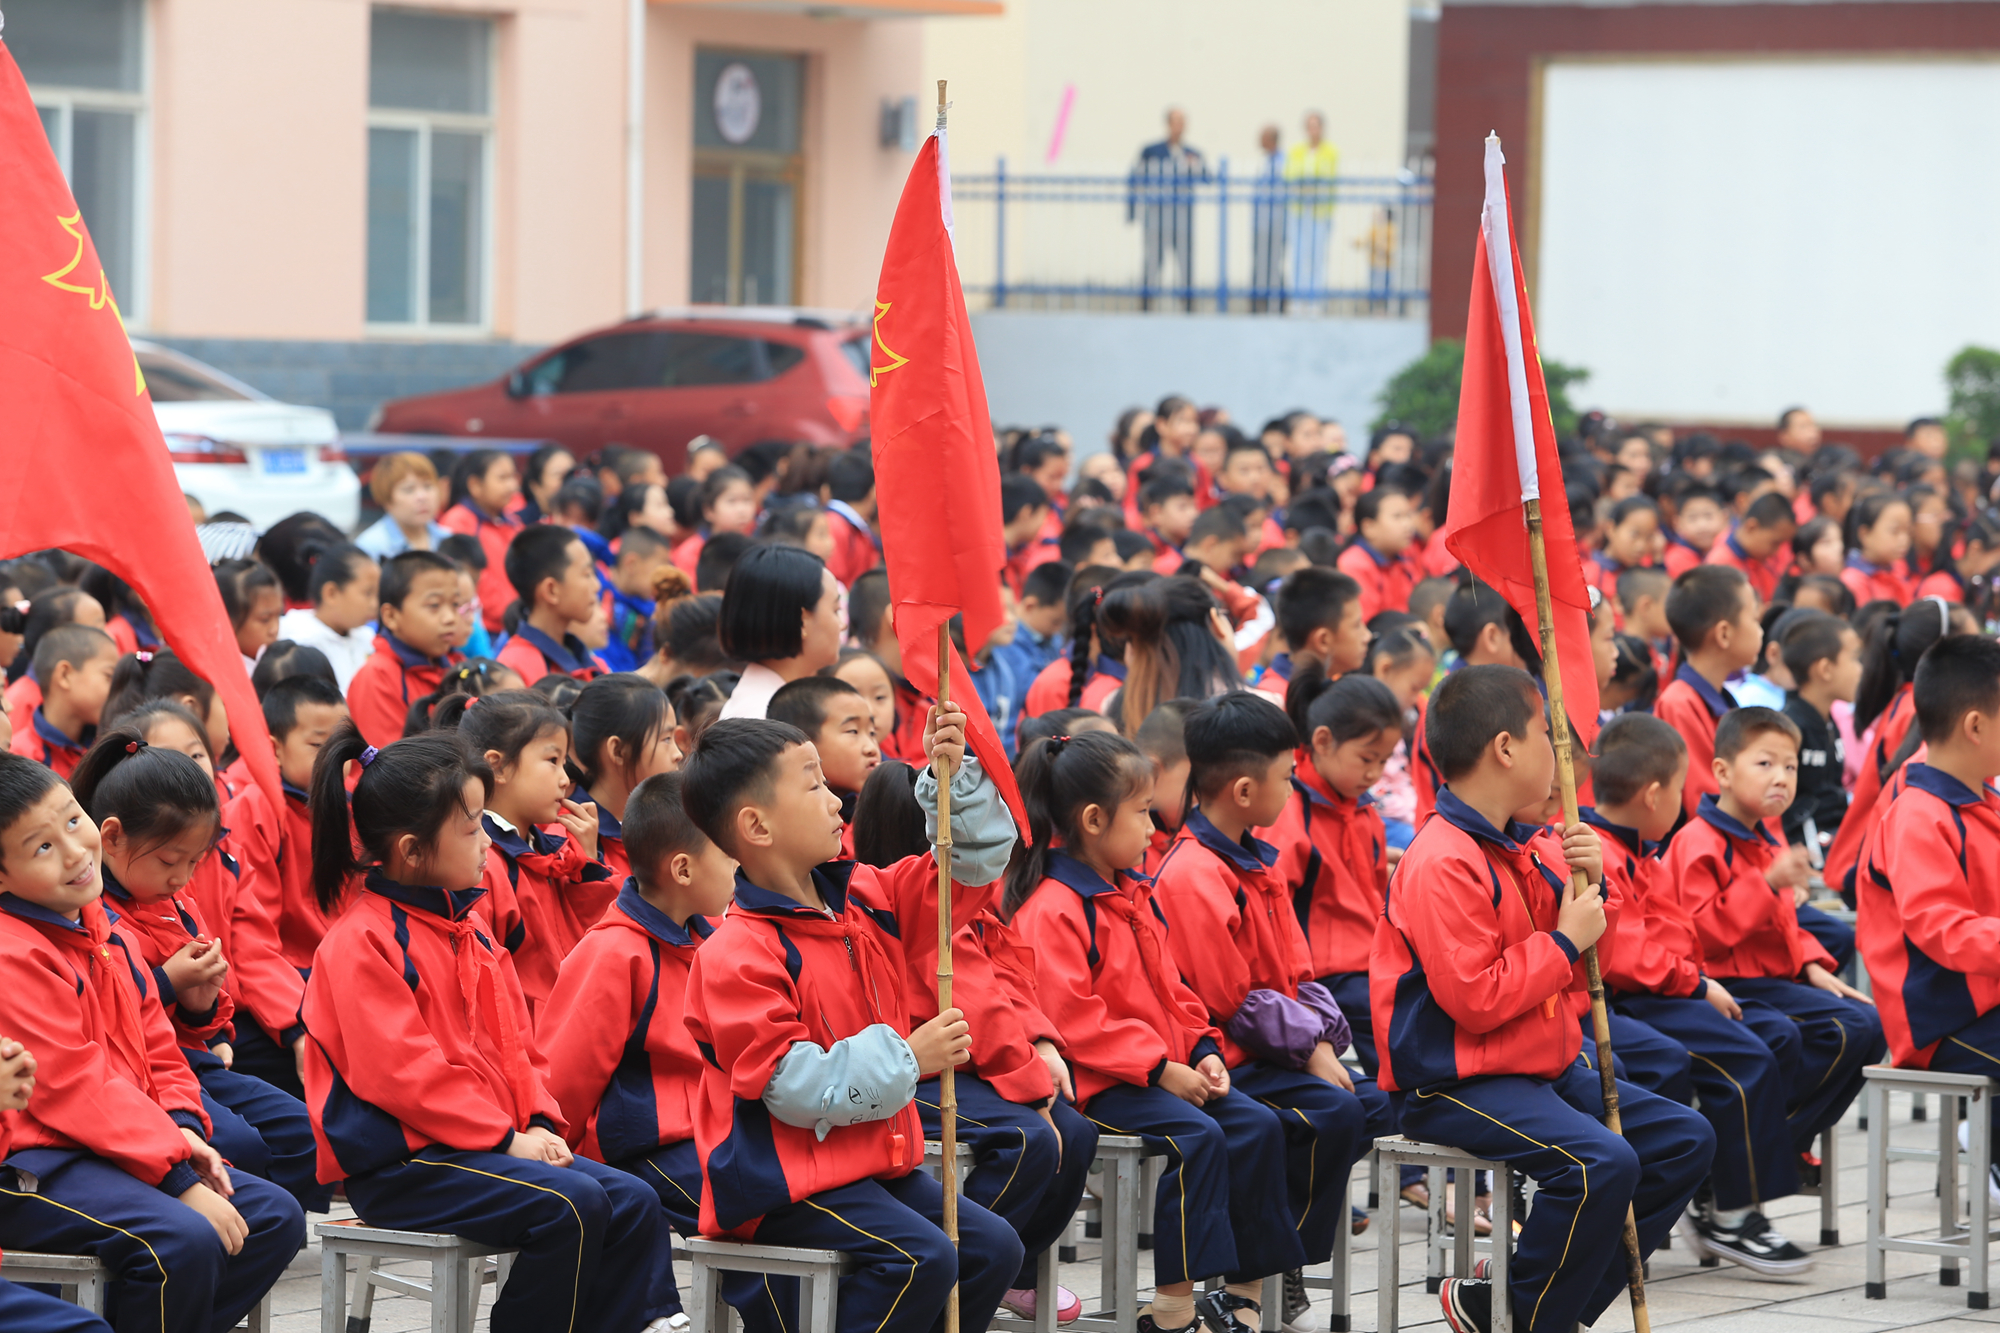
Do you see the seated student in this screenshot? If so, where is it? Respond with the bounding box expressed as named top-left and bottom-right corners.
top-left (436, 533), bottom-right (498, 660)
top-left (1663, 481), bottom-right (1728, 579)
top-left (1856, 636), bottom-right (2000, 1181)
top-left (1730, 603), bottom-right (1803, 713)
top-left (1256, 566), bottom-right (1368, 705)
top-left (1662, 707), bottom-right (1884, 1188)
top-left (1840, 492), bottom-right (1915, 607)
top-left (1022, 567), bottom-right (1142, 721)
top-left (1060, 515), bottom-right (1120, 572)
top-left (434, 690), bottom-right (614, 1018)
top-left (69, 728), bottom-right (330, 1216)
top-left (275, 541), bottom-right (380, 693)
top-left (440, 448), bottom-right (525, 634)
top-left (680, 718), bottom-right (1023, 1333)
top-left (1614, 567), bottom-right (1673, 680)
top-left (1135, 699), bottom-right (1197, 876)
top-left (300, 729), bottom-right (670, 1333)
top-left (767, 675), bottom-right (881, 859)
top-left (1008, 730), bottom-right (1308, 1333)
top-left (1587, 715), bottom-right (1813, 1274)
top-left (823, 452), bottom-right (880, 589)
top-left (599, 526), bottom-right (676, 674)
top-left (9, 624), bottom-right (117, 780)
top-left (1163, 505), bottom-right (1249, 579)
top-left (1587, 497), bottom-right (1661, 600)
top-left (1001, 474), bottom-right (1061, 597)
top-left (569, 674), bottom-right (682, 885)
top-left (496, 526), bottom-right (610, 684)
top-left (1409, 575), bottom-right (1455, 655)
top-left (1781, 612), bottom-right (1862, 863)
top-left (1336, 488), bottom-right (1426, 622)
top-left (847, 736), bottom-right (1097, 1327)
top-left (1364, 623), bottom-right (1438, 852)
top-left (348, 551), bottom-right (467, 749)
top-left (1372, 666), bottom-right (1713, 1333)
top-left (996, 559), bottom-right (1074, 720)
top-left (0, 752), bottom-right (306, 1333)
top-left (0, 1038), bottom-right (117, 1333)
top-left (844, 568), bottom-right (930, 762)
top-left (222, 678), bottom-right (346, 1101)
top-left (1152, 693), bottom-right (1371, 1321)
top-left (1705, 492), bottom-right (1798, 606)
top-left (540, 771), bottom-right (736, 1328)
top-left (1414, 580), bottom-right (1538, 825)
top-left (1138, 472), bottom-right (1199, 562)
top-left (1654, 566), bottom-right (1763, 819)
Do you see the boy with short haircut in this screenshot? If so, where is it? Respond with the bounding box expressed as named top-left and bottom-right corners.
top-left (347, 550), bottom-right (466, 747)
top-left (1858, 636), bottom-right (2000, 1159)
top-left (1654, 565), bottom-right (1763, 818)
top-left (1134, 699), bottom-right (1196, 875)
top-left (1663, 482), bottom-right (1728, 578)
top-left (1408, 580), bottom-right (1537, 824)
top-left (1587, 715), bottom-right (1813, 1274)
top-left (1336, 487), bottom-right (1424, 621)
top-left (1374, 666), bottom-right (1713, 1333)
top-left (1258, 566), bottom-right (1367, 704)
top-left (768, 675), bottom-right (882, 856)
top-left (825, 451), bottom-right (881, 588)
top-left (681, 719), bottom-right (1024, 1333)
top-left (1705, 492), bottom-right (1798, 606)
top-left (1780, 611), bottom-right (1862, 857)
top-left (846, 568), bottom-right (928, 764)
top-left (999, 559), bottom-right (1073, 683)
top-left (1152, 693), bottom-right (1369, 1327)
top-left (1614, 566), bottom-right (1673, 675)
top-left (1408, 576), bottom-right (1455, 662)
top-left (540, 770), bottom-right (740, 1328)
top-left (1001, 474), bottom-right (1060, 598)
top-left (10, 624), bottom-right (116, 779)
top-left (1058, 519), bottom-right (1119, 571)
top-left (1662, 707), bottom-right (1883, 1191)
top-left (1139, 473), bottom-right (1199, 560)
top-left (600, 525), bottom-right (676, 674)
top-left (224, 676), bottom-right (349, 1098)
top-left (1165, 505), bottom-right (1247, 578)
top-left (1215, 439), bottom-right (1276, 503)
top-left (496, 526), bottom-right (609, 683)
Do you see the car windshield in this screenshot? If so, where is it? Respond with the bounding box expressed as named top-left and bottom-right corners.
top-left (138, 351), bottom-right (259, 403)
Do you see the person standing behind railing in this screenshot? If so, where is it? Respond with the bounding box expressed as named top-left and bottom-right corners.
top-left (1129, 107), bottom-right (1207, 312)
top-left (1251, 125), bottom-right (1288, 314)
top-left (1285, 112), bottom-right (1340, 311)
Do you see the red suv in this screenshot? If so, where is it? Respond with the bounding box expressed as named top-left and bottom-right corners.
top-left (369, 309), bottom-right (872, 473)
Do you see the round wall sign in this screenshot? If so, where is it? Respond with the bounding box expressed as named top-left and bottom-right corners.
top-left (714, 63), bottom-right (761, 145)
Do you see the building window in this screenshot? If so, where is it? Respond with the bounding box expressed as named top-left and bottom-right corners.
top-left (691, 50), bottom-right (804, 306)
top-left (367, 8), bottom-right (493, 329)
top-left (12, 0), bottom-right (148, 324)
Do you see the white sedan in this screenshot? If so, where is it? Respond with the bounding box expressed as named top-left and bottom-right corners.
top-left (136, 341), bottom-right (362, 534)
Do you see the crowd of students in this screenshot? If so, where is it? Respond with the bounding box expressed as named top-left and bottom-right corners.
top-left (0, 398), bottom-right (1998, 1333)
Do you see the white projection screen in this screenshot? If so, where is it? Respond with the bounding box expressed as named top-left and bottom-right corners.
top-left (1534, 57), bottom-right (2000, 427)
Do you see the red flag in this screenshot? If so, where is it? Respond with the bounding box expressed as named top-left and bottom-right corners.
top-left (870, 129), bottom-right (1025, 829)
top-left (0, 42), bottom-right (281, 807)
top-left (1443, 135), bottom-right (1600, 743)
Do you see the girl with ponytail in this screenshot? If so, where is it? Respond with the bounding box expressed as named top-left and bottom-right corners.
top-left (1093, 573), bottom-right (1238, 735)
top-left (300, 724), bottom-right (671, 1333)
top-left (71, 723), bottom-right (330, 1215)
top-left (1020, 565), bottom-right (1140, 718)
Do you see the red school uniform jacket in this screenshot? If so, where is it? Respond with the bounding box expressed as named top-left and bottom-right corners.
top-left (1004, 535), bottom-right (1063, 600)
top-left (1841, 554), bottom-right (1913, 608)
top-left (1264, 761), bottom-right (1387, 982)
top-left (1410, 691), bottom-right (1443, 827)
top-left (824, 502), bottom-right (880, 588)
top-left (10, 709), bottom-right (91, 780)
top-left (1825, 684), bottom-right (1919, 899)
top-left (1585, 809), bottom-right (1703, 1000)
top-left (684, 864), bottom-right (925, 1238)
top-left (538, 881), bottom-right (713, 1163)
top-left (1858, 764), bottom-right (2000, 1068)
top-left (1664, 794), bottom-right (1835, 980)
top-left (102, 873), bottom-right (235, 1053)
top-left (479, 815), bottom-right (617, 1018)
top-left (1023, 655), bottom-right (1127, 720)
top-left (1336, 539), bottom-right (1424, 622)
top-left (223, 779), bottom-right (324, 1047)
top-left (0, 896), bottom-right (212, 1192)
top-left (1653, 664), bottom-right (1737, 819)
top-left (1008, 851), bottom-right (1222, 1105)
top-left (302, 873), bottom-right (565, 1184)
top-left (494, 624), bottom-right (608, 685)
top-left (1663, 532), bottom-right (1712, 579)
top-left (440, 501), bottom-right (523, 634)
top-left (583, 796), bottom-right (631, 886)
top-left (1370, 790), bottom-right (1595, 1093)
top-left (3, 673), bottom-right (41, 729)
top-left (1706, 532), bottom-right (1785, 607)
top-left (347, 634), bottom-right (464, 749)
top-left (1152, 810), bottom-right (1322, 1068)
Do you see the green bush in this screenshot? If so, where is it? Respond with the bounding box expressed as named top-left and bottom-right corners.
top-left (1946, 345), bottom-right (2000, 456)
top-left (1374, 338), bottom-right (1590, 443)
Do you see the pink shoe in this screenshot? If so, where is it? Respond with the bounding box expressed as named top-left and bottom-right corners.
top-left (1001, 1285), bottom-right (1083, 1325)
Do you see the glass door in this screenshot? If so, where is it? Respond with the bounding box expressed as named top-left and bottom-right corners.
top-left (690, 50), bottom-right (803, 306)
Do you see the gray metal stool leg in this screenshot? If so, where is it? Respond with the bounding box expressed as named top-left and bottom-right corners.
top-left (1867, 1080), bottom-right (1890, 1298)
top-left (1379, 1177), bottom-right (1402, 1333)
top-left (1820, 1122), bottom-right (1841, 1246)
top-left (1491, 1167), bottom-right (1513, 1333)
top-left (1973, 1087), bottom-right (1993, 1310)
top-left (1945, 1093), bottom-right (1964, 1286)
top-left (320, 1245), bottom-right (348, 1333)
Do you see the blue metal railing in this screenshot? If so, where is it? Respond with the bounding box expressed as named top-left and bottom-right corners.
top-left (950, 158), bottom-right (1432, 316)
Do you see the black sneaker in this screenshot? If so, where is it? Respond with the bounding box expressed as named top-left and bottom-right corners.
top-left (1691, 1210), bottom-right (1815, 1276)
top-left (1194, 1289), bottom-right (1261, 1333)
top-left (1438, 1278), bottom-right (1493, 1333)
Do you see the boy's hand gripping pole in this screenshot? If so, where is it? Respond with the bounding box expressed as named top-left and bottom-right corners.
top-left (933, 617), bottom-right (961, 1333)
top-left (1525, 496), bottom-right (1651, 1333)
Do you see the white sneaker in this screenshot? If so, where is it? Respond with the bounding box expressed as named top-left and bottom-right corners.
top-left (1957, 1121), bottom-right (2000, 1209)
top-left (645, 1315), bottom-right (691, 1333)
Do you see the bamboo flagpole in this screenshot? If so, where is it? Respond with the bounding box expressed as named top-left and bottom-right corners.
top-left (1480, 131), bottom-right (1650, 1331)
top-left (932, 460), bottom-right (960, 1328)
